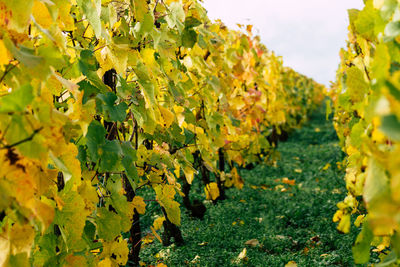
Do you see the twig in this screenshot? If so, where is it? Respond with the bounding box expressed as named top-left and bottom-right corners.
top-left (129, 112), bottom-right (136, 142)
top-left (0, 127), bottom-right (43, 150)
top-left (154, 0), bottom-right (160, 12)
top-left (0, 62), bottom-right (19, 85)
top-left (94, 45), bottom-right (107, 52)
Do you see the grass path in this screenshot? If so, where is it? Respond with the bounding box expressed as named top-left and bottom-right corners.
top-left (140, 107), bottom-right (358, 266)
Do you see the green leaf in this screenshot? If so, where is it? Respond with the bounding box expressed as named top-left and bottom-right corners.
top-left (381, 0), bottom-right (398, 20)
top-left (107, 178), bottom-right (133, 232)
top-left (352, 220), bottom-right (373, 264)
top-left (208, 75), bottom-right (221, 93)
top-left (134, 0), bottom-right (148, 22)
top-left (8, 253), bottom-right (29, 267)
top-left (0, 84), bottom-right (34, 113)
top-left (97, 92), bottom-right (128, 122)
top-left (121, 141), bottom-right (137, 161)
top-left (122, 157), bottom-right (139, 188)
top-left (99, 140), bottom-right (122, 172)
top-left (79, 50), bottom-right (110, 94)
top-left (346, 66), bottom-right (368, 102)
top-left (3, 38), bottom-right (43, 68)
top-left (364, 158), bottom-right (389, 204)
top-left (325, 99), bottom-right (332, 120)
top-left (354, 3), bottom-right (379, 40)
top-left (348, 9), bottom-right (360, 32)
top-left (76, 0), bottom-right (102, 38)
top-left (350, 121), bottom-right (364, 148)
top-left (86, 121), bottom-right (106, 162)
top-left (376, 251), bottom-right (397, 266)
top-left (3, 0), bottom-right (34, 33)
top-left (96, 207), bottom-right (122, 241)
top-left (140, 12), bottom-right (154, 35)
top-left (184, 128), bottom-right (195, 144)
top-left (384, 21), bottom-right (400, 40)
top-left (4, 115), bottom-right (46, 158)
top-left (135, 62), bottom-right (156, 106)
top-left (385, 81), bottom-right (400, 101)
top-left (32, 232), bottom-right (58, 266)
top-left (182, 28), bottom-right (197, 48)
top-left (184, 17), bottom-right (202, 28)
top-left (117, 75), bottom-right (135, 99)
top-left (372, 43), bottom-right (390, 82)
top-left (49, 151), bottom-right (73, 183)
top-left (380, 114), bottom-right (400, 141)
top-left (54, 190), bottom-right (89, 249)
top-left (166, 1), bottom-right (185, 30)
top-left (78, 80), bottom-right (100, 104)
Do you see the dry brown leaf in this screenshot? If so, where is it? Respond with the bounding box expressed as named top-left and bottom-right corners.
top-left (244, 239), bottom-right (260, 247)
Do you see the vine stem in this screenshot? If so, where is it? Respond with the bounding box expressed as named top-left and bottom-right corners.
top-left (0, 61), bottom-right (19, 85)
top-left (0, 127), bottom-right (43, 150)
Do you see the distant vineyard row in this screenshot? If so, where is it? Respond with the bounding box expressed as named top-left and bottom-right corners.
top-left (0, 0), bottom-right (324, 266)
top-left (332, 0), bottom-right (400, 264)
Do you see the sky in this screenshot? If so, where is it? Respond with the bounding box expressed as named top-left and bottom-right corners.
top-left (201, 0), bottom-right (365, 87)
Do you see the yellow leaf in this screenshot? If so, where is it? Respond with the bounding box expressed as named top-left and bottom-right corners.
top-left (285, 261), bottom-right (298, 267)
top-left (78, 180), bottom-right (99, 212)
top-left (65, 255), bottom-right (87, 267)
top-left (282, 177), bottom-right (296, 186)
top-left (322, 163), bottom-right (331, 171)
top-left (337, 214), bottom-right (351, 233)
top-left (183, 165), bottom-right (195, 184)
top-left (98, 258), bottom-right (113, 267)
top-left (236, 248), bottom-right (247, 261)
top-left (0, 40), bottom-right (12, 68)
top-left (132, 196), bottom-right (146, 214)
top-left (294, 169), bottom-right (302, 173)
top-left (231, 167), bottom-right (244, 189)
top-left (0, 233), bottom-right (10, 266)
top-left (100, 237), bottom-right (129, 266)
top-left (29, 199), bottom-right (55, 232)
top-left (154, 185), bottom-right (181, 225)
top-left (156, 263), bottom-right (168, 267)
top-left (204, 182), bottom-right (220, 200)
top-left (2, 0), bottom-right (34, 33)
top-left (61, 143), bottom-right (82, 185)
top-left (57, 1), bottom-right (74, 31)
top-left (141, 48), bottom-right (156, 68)
top-left (141, 233), bottom-right (155, 244)
top-left (354, 215), bottom-right (365, 227)
top-left (32, 0), bottom-right (53, 28)
top-left (159, 106), bottom-right (174, 128)
top-left (153, 216), bottom-right (166, 230)
top-left (9, 223), bottom-right (35, 255)
top-left (150, 226), bottom-right (162, 243)
top-left (372, 244), bottom-right (387, 252)
top-left (333, 210), bottom-right (343, 223)
top-left (163, 184), bottom-right (176, 199)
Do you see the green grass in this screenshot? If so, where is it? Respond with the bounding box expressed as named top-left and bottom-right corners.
top-left (138, 107), bottom-right (361, 266)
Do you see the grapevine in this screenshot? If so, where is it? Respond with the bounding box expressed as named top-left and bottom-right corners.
top-left (0, 0), bottom-right (324, 266)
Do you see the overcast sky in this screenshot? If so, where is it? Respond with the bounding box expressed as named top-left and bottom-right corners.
top-left (202, 0), bottom-right (364, 87)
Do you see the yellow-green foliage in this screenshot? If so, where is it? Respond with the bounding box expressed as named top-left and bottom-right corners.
top-left (332, 0), bottom-right (400, 264)
top-left (0, 0), bottom-right (324, 265)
